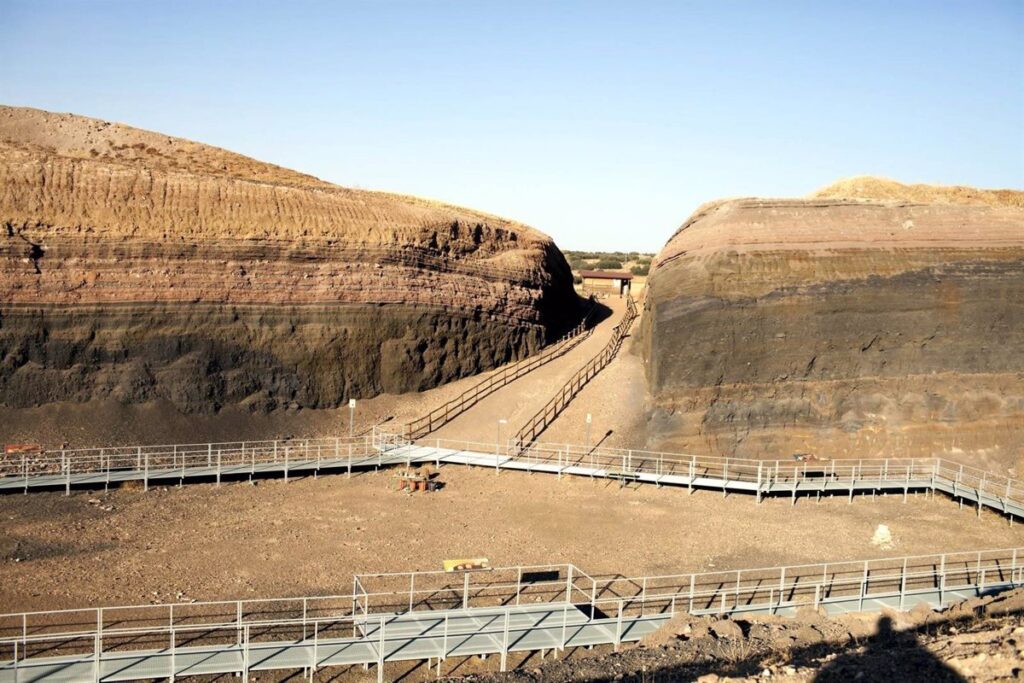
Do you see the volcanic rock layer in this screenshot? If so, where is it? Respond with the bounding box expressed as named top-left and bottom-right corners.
top-left (0, 106), bottom-right (580, 413)
top-left (641, 191), bottom-right (1024, 466)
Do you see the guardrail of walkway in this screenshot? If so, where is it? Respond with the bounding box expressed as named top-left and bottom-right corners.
top-left (2, 548), bottom-right (1021, 682)
top-left (422, 436), bottom-right (1024, 514)
top-left (6, 425), bottom-right (1024, 518)
top-left (0, 435), bottom-right (375, 493)
top-left (403, 304), bottom-right (595, 440)
top-left (513, 294), bottom-right (638, 447)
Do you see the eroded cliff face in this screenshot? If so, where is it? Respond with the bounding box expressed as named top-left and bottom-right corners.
top-left (0, 106), bottom-right (579, 413)
top-left (641, 190), bottom-right (1024, 468)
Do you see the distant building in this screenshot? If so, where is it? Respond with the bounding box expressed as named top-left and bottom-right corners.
top-left (578, 269), bottom-right (633, 296)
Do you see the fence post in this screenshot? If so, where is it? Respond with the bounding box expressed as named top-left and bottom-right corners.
top-left (463, 572), bottom-right (470, 609)
top-left (614, 600), bottom-right (623, 652)
top-left (756, 461), bottom-right (763, 504)
top-left (443, 613), bottom-right (449, 662)
top-left (64, 450), bottom-right (70, 496)
top-left (312, 618), bottom-right (319, 677)
top-left (501, 610), bottom-right (510, 671)
top-left (939, 554), bottom-right (946, 604)
top-left (284, 447), bottom-right (289, 483)
top-left (900, 558), bottom-right (907, 610)
top-left (377, 616), bottom-right (385, 683)
top-left (860, 561), bottom-right (869, 611)
top-left (243, 624), bottom-right (250, 681)
top-left (217, 450), bottom-right (222, 486)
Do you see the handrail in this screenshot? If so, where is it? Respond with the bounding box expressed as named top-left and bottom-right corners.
top-left (513, 294), bottom-right (638, 447)
top-left (403, 300), bottom-right (596, 440)
top-left (2, 547), bottom-right (1020, 676)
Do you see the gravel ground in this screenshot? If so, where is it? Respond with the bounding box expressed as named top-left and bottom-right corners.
top-left (2, 464), bottom-right (1020, 614)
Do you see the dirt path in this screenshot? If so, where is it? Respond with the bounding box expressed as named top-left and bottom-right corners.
top-left (428, 297), bottom-right (629, 443)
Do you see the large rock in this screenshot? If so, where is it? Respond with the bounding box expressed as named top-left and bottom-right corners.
top-left (0, 106), bottom-right (580, 413)
top-left (641, 180), bottom-right (1024, 462)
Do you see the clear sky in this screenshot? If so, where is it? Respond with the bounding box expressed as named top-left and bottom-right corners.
top-left (2, 1), bottom-right (1022, 252)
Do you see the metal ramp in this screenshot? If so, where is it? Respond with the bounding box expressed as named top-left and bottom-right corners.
top-left (4, 431), bottom-right (1023, 522)
top-left (384, 439), bottom-right (1024, 519)
top-left (0, 603), bottom-right (659, 683)
top-left (2, 549), bottom-right (1022, 682)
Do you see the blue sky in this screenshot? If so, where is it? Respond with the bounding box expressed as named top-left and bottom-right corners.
top-left (2, 1), bottom-right (1021, 252)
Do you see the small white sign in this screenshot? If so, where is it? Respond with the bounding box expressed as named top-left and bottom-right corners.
top-left (348, 399), bottom-right (356, 409)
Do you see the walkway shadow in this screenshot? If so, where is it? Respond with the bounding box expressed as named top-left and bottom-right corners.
top-left (813, 616), bottom-right (965, 682)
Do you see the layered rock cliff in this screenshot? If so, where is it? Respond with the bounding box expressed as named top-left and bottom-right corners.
top-left (641, 180), bottom-right (1024, 467)
top-left (0, 106), bottom-right (580, 413)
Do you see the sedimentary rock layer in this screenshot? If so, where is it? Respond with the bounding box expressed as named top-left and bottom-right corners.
top-left (641, 194), bottom-right (1024, 464)
top-left (0, 106), bottom-right (579, 412)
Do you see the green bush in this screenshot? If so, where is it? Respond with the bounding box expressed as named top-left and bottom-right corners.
top-left (595, 259), bottom-right (623, 270)
top-left (631, 264), bottom-right (650, 276)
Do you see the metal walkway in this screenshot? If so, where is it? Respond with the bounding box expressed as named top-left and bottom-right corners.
top-left (3, 432), bottom-right (1023, 521)
top-left (385, 437), bottom-right (1024, 520)
top-left (2, 549), bottom-right (1022, 682)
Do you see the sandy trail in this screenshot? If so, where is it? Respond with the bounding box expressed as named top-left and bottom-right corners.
top-left (427, 297), bottom-right (628, 444)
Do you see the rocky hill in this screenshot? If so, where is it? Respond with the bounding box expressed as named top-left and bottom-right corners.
top-left (640, 180), bottom-right (1024, 470)
top-left (0, 106), bottom-right (580, 413)
top-left (812, 175), bottom-right (1024, 207)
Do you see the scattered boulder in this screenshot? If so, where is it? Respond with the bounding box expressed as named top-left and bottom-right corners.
top-left (710, 619), bottom-right (744, 640)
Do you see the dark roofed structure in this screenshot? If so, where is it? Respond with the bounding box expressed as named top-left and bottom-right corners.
top-left (578, 270), bottom-right (632, 296)
top-left (578, 270), bottom-right (633, 280)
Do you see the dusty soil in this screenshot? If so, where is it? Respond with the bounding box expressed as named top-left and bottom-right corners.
top-left (2, 464), bottom-right (1021, 613)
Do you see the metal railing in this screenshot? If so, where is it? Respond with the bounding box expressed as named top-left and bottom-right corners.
top-left (404, 309), bottom-right (593, 440)
top-left (7, 425), bottom-right (1024, 518)
top-left (513, 294), bottom-right (638, 447)
top-left (0, 435), bottom-right (376, 493)
top-left (414, 436), bottom-right (1024, 516)
top-left (2, 548), bottom-right (1020, 682)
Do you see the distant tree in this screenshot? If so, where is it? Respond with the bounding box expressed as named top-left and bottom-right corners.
top-left (631, 264), bottom-right (650, 276)
top-left (595, 258), bottom-right (623, 270)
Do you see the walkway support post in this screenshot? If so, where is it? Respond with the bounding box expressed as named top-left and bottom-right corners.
top-left (501, 609), bottom-right (510, 671)
top-left (614, 600), bottom-right (623, 652)
top-left (377, 615), bottom-right (385, 683)
top-left (756, 461), bottom-right (763, 504)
